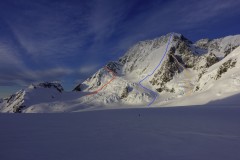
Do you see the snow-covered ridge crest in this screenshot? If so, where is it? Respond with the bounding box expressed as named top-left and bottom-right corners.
top-left (0, 82), bottom-right (64, 113)
top-left (1, 33), bottom-right (240, 113)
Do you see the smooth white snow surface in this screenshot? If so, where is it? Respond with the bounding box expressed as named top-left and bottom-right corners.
top-left (0, 105), bottom-right (240, 160)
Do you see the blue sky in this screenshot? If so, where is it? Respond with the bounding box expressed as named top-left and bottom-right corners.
top-left (0, 0), bottom-right (240, 97)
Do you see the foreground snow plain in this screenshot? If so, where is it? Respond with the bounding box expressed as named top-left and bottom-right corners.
top-left (1, 104), bottom-right (240, 160)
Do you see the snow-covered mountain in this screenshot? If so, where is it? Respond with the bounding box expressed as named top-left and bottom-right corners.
top-left (0, 82), bottom-right (64, 113)
top-left (1, 33), bottom-right (240, 113)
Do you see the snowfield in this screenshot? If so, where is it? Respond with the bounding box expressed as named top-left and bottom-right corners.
top-left (1, 33), bottom-right (240, 113)
top-left (1, 104), bottom-right (240, 160)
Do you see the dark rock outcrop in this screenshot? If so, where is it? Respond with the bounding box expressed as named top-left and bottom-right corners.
top-left (37, 82), bottom-right (64, 92)
top-left (73, 84), bottom-right (81, 91)
top-left (205, 52), bottom-right (219, 68)
top-left (106, 61), bottom-right (122, 73)
top-left (215, 59), bottom-right (237, 80)
top-left (150, 54), bottom-right (180, 93)
top-left (224, 45), bottom-right (239, 57)
top-left (120, 86), bottom-right (130, 99)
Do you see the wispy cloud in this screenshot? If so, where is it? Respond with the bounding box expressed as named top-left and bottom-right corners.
top-left (2, 1), bottom-right (86, 60)
top-left (86, 0), bottom-right (132, 41)
top-left (0, 0), bottom-right (240, 93)
top-left (108, 0), bottom-right (240, 53)
top-left (0, 41), bottom-right (73, 86)
top-left (0, 67), bottom-right (73, 86)
top-left (178, 0), bottom-right (240, 25)
top-left (79, 64), bottom-right (99, 74)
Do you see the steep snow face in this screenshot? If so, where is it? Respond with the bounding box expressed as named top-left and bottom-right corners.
top-left (71, 33), bottom-right (240, 107)
top-left (71, 34), bottom-right (175, 105)
top-left (118, 33), bottom-right (196, 78)
top-left (73, 33), bottom-right (179, 105)
top-left (119, 33), bottom-right (174, 75)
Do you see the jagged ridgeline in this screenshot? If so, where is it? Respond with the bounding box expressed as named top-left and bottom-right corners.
top-left (1, 33), bottom-right (240, 113)
top-left (72, 33), bottom-right (240, 105)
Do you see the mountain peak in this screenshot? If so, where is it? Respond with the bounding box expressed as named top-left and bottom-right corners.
top-left (1, 33), bottom-right (240, 113)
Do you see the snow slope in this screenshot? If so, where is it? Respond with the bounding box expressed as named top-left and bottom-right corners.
top-left (1, 33), bottom-right (240, 113)
top-left (0, 83), bottom-right (65, 113)
top-left (160, 45), bottom-right (240, 107)
top-left (1, 105), bottom-right (240, 160)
